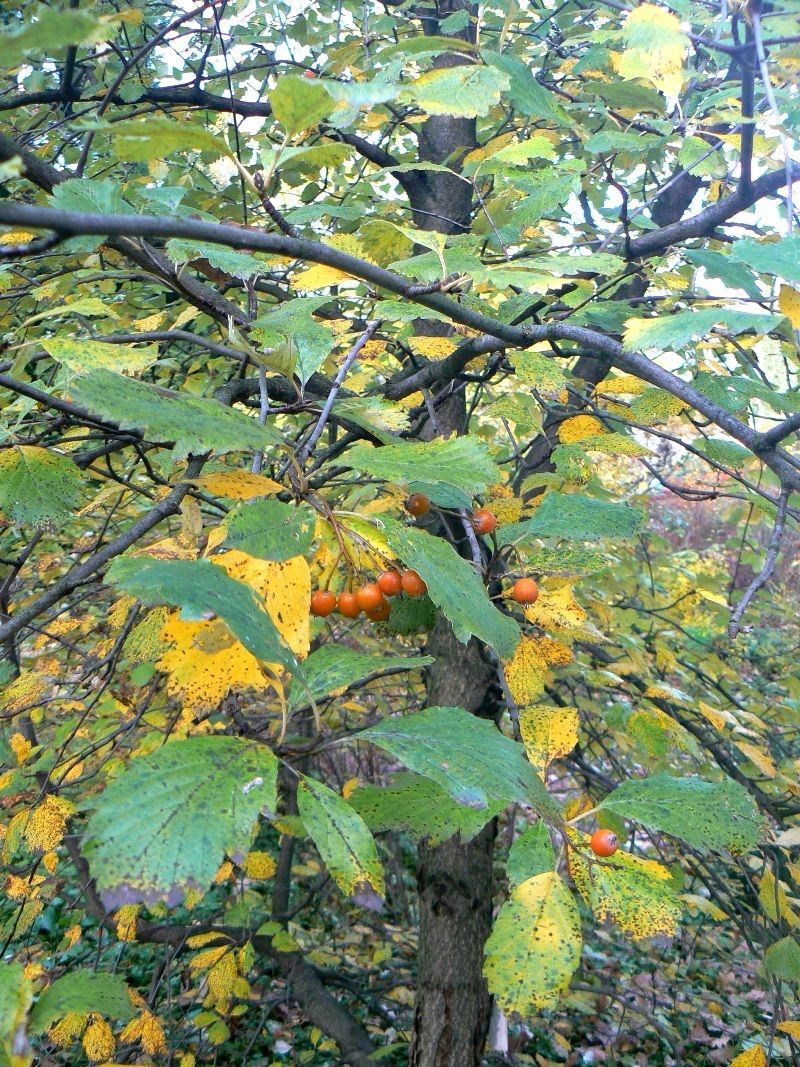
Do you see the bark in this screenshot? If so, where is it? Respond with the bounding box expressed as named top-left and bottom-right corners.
top-left (403, 7), bottom-right (501, 1065)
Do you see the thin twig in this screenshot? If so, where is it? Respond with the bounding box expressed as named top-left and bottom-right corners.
top-left (296, 320), bottom-right (381, 467)
top-left (728, 486), bottom-right (790, 638)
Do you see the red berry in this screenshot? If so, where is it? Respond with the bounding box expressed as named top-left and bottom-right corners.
top-left (310, 589), bottom-right (336, 616)
top-left (365, 599), bottom-right (391, 622)
top-left (303, 69), bottom-right (317, 78)
top-left (377, 569), bottom-right (403, 597)
top-left (356, 582), bottom-right (385, 612)
top-left (590, 829), bottom-right (619, 857)
top-left (512, 578), bottom-right (539, 605)
top-left (401, 569), bottom-right (427, 597)
top-left (337, 592), bottom-right (361, 618)
top-left (472, 508), bottom-right (498, 535)
top-left (405, 493), bottom-right (431, 517)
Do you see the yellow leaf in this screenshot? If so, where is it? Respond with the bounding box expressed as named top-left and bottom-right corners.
top-left (82, 1018), bottom-right (115, 1062)
top-left (558, 415), bottom-right (607, 443)
top-left (216, 549), bottom-right (311, 660)
top-left (519, 704), bottom-right (579, 774)
top-left (524, 584), bottom-right (586, 634)
top-left (1, 671), bottom-right (50, 713)
top-left (503, 636), bottom-right (548, 705)
top-left (698, 700), bottom-right (729, 731)
top-left (759, 869), bottom-right (800, 927)
top-left (0, 230), bottom-right (36, 244)
top-left (115, 903), bottom-right (140, 942)
top-left (681, 892), bottom-right (728, 920)
top-left (613, 4), bottom-right (688, 97)
top-left (730, 1047), bottom-right (766, 1067)
top-left (291, 263), bottom-right (356, 290)
top-left (243, 850), bottom-right (277, 879)
top-left (158, 612), bottom-right (272, 712)
top-left (779, 285), bottom-right (800, 327)
top-left (736, 741), bottom-right (776, 778)
top-left (597, 374), bottom-right (647, 396)
top-left (409, 336), bottom-right (457, 359)
top-left (778, 1021), bottom-right (800, 1039)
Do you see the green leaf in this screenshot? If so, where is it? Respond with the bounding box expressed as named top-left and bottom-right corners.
top-left (0, 446), bottom-right (83, 528)
top-left (482, 50), bottom-right (569, 125)
top-left (298, 778), bottom-right (384, 908)
top-left (381, 519), bottom-right (520, 658)
top-left (698, 438), bottom-right (752, 469)
top-left (28, 972), bottom-right (135, 1033)
top-left (83, 737), bottom-right (279, 908)
top-left (288, 645), bottom-right (432, 712)
top-left (485, 871), bottom-right (582, 1013)
top-left (624, 308), bottom-right (783, 353)
top-left (224, 500), bottom-right (317, 562)
top-left (108, 116), bottom-right (228, 162)
top-left (252, 298), bottom-right (336, 385)
top-left (270, 75), bottom-right (337, 134)
top-left (69, 368), bottom-right (281, 460)
top-left (381, 34), bottom-right (475, 58)
top-left (515, 545), bottom-right (609, 577)
top-left (684, 248), bottom-right (762, 300)
top-left (50, 177), bottom-right (135, 216)
top-left (106, 556), bottom-right (299, 674)
top-left (0, 962), bottom-right (32, 1067)
top-left (360, 706), bottom-right (561, 819)
top-left (508, 822), bottom-right (556, 889)
top-left (730, 235), bottom-right (800, 283)
top-left (344, 436), bottom-right (499, 508)
top-left (402, 64), bottom-right (509, 118)
top-left (764, 936), bottom-right (800, 982)
top-left (0, 10), bottom-right (114, 65)
top-left (598, 773), bottom-right (764, 853)
top-left (518, 492), bottom-right (644, 542)
top-left (511, 169), bottom-right (583, 226)
top-left (166, 239), bottom-right (265, 281)
top-left (349, 773), bottom-right (502, 846)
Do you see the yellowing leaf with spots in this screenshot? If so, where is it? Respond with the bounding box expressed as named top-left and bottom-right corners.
top-left (779, 285), bottom-right (800, 328)
top-left (614, 3), bottom-right (688, 97)
top-left (215, 550), bottom-right (311, 660)
top-left (1, 671), bottom-right (50, 712)
top-left (730, 1047), bottom-right (766, 1067)
top-left (778, 1021), bottom-right (800, 1039)
top-left (298, 777), bottom-right (384, 909)
top-left (190, 471), bottom-right (283, 500)
top-left (484, 871), bottom-right (582, 1013)
top-left (558, 415), bottom-right (606, 444)
top-left (569, 840), bottom-right (681, 939)
top-left (157, 612), bottom-right (272, 712)
top-left (519, 704), bottom-right (579, 775)
top-left (410, 336), bottom-right (457, 359)
top-left (503, 636), bottom-right (548, 705)
top-left (597, 374), bottom-right (647, 396)
top-left (525, 584), bottom-right (586, 635)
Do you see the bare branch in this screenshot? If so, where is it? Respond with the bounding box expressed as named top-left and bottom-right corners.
top-left (728, 487), bottom-right (791, 638)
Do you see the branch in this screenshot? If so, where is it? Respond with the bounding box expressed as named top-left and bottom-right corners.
top-left (0, 456), bottom-right (206, 647)
top-left (754, 412), bottom-right (800, 450)
top-left (628, 162), bottom-right (800, 258)
top-left (2, 202), bottom-right (799, 491)
top-left (728, 487), bottom-right (790, 638)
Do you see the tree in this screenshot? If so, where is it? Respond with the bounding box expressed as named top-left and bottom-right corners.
top-left (0, 1), bottom-right (799, 1065)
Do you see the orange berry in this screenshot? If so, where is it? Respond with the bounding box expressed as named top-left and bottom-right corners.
top-left (356, 583), bottom-right (385, 613)
top-left (471, 508), bottom-right (498, 535)
top-left (589, 829), bottom-right (619, 857)
top-left (303, 69), bottom-right (317, 78)
top-left (377, 569), bottom-right (403, 597)
top-left (310, 589), bottom-right (337, 616)
top-left (337, 592), bottom-right (361, 618)
top-left (401, 569), bottom-right (427, 597)
top-left (404, 493), bottom-right (431, 517)
top-left (512, 578), bottom-right (539, 605)
top-left (365, 599), bottom-right (391, 622)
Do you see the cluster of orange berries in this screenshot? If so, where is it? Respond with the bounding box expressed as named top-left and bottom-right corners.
top-left (310, 568), bottom-right (428, 622)
top-left (405, 493), bottom-right (540, 606)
